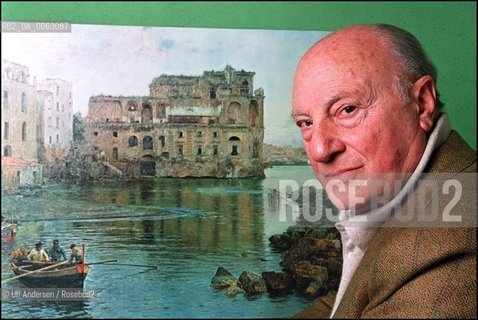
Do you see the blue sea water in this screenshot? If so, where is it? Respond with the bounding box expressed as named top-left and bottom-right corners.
top-left (1, 166), bottom-right (321, 319)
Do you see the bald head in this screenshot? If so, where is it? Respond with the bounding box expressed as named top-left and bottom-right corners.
top-left (298, 23), bottom-right (442, 111)
top-left (303, 24), bottom-right (393, 62)
top-left (296, 25), bottom-right (408, 105)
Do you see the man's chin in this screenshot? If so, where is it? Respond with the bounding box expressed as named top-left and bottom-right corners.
top-left (327, 195), bottom-right (371, 214)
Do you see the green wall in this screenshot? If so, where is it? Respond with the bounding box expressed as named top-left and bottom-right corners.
top-left (2, 1), bottom-right (476, 149)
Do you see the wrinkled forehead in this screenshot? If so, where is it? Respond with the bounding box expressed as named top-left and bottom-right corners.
top-left (297, 27), bottom-right (397, 79)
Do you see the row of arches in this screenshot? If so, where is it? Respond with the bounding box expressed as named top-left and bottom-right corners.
top-left (223, 100), bottom-right (260, 126)
top-left (125, 135), bottom-right (245, 153)
top-left (129, 104), bottom-right (165, 123)
top-left (97, 99), bottom-right (260, 126)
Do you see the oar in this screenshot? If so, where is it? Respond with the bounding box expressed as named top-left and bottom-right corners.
top-left (20, 260), bottom-right (59, 264)
top-left (99, 262), bottom-right (159, 269)
top-left (1, 260), bottom-right (70, 285)
top-left (84, 259), bottom-right (117, 266)
top-left (21, 259), bottom-right (118, 266)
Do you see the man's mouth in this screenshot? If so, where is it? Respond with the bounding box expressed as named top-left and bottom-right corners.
top-left (322, 166), bottom-right (364, 178)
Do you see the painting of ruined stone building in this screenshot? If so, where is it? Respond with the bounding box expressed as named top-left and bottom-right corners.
top-left (84, 66), bottom-right (264, 178)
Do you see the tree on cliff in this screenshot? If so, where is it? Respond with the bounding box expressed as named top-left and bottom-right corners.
top-left (73, 112), bottom-right (85, 143)
top-left (67, 112), bottom-right (91, 180)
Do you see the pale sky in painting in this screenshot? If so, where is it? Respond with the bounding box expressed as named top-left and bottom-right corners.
top-left (2, 24), bottom-right (329, 146)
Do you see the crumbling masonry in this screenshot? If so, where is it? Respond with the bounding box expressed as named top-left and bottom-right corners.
top-left (85, 66), bottom-right (265, 178)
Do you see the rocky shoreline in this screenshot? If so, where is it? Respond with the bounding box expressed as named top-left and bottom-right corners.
top-left (212, 225), bottom-right (342, 300)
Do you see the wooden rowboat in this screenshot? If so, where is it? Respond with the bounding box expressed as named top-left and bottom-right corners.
top-left (10, 261), bottom-right (88, 288)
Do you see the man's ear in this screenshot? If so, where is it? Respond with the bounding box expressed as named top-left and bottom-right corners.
top-left (410, 75), bottom-right (437, 132)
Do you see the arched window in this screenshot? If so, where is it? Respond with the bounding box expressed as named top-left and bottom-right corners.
top-left (4, 122), bottom-right (9, 139)
top-left (140, 155), bottom-right (156, 176)
top-left (21, 92), bottom-right (27, 112)
top-left (159, 135), bottom-right (165, 148)
top-left (3, 90), bottom-right (9, 109)
top-left (240, 80), bottom-right (249, 97)
top-left (3, 145), bottom-right (12, 156)
top-left (128, 136), bottom-right (138, 147)
top-left (127, 101), bottom-right (138, 122)
top-left (22, 122), bottom-right (27, 141)
top-left (157, 103), bottom-right (166, 119)
top-left (127, 101), bottom-right (138, 111)
top-left (143, 136), bottom-right (153, 150)
top-left (210, 87), bottom-right (216, 99)
top-left (253, 141), bottom-right (260, 158)
top-left (249, 101), bottom-right (259, 127)
top-left (227, 102), bottom-right (242, 124)
top-left (113, 147), bottom-right (118, 160)
top-left (141, 104), bottom-right (152, 123)
top-left (19, 72), bottom-right (26, 83)
top-left (229, 136), bottom-right (240, 156)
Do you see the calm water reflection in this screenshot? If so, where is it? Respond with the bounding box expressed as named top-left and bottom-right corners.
top-left (2, 166), bottom-right (317, 318)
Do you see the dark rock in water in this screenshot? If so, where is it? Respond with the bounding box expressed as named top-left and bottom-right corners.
top-left (226, 281), bottom-right (244, 296)
top-left (213, 225), bottom-right (343, 301)
top-left (311, 257), bottom-right (343, 276)
top-left (239, 271), bottom-right (267, 296)
top-left (269, 225), bottom-right (339, 253)
top-left (269, 233), bottom-right (293, 251)
top-left (291, 261), bottom-right (328, 283)
top-left (211, 266), bottom-right (238, 289)
top-left (214, 266), bottom-right (234, 277)
top-left (281, 237), bottom-right (342, 271)
top-left (211, 276), bottom-right (238, 289)
top-left (304, 280), bottom-right (325, 298)
top-left (291, 261), bottom-right (328, 297)
top-left (262, 271), bottom-right (294, 294)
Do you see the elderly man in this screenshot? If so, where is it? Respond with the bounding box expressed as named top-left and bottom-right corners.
top-left (292, 24), bottom-right (476, 318)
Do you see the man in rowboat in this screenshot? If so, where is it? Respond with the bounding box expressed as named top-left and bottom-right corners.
top-left (49, 239), bottom-right (67, 261)
top-left (27, 242), bottom-right (50, 262)
top-left (69, 244), bottom-right (84, 264)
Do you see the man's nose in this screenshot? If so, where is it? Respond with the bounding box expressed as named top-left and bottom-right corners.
top-left (305, 125), bottom-right (345, 163)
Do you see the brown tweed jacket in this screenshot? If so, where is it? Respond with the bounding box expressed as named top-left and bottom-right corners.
top-left (294, 131), bottom-right (477, 319)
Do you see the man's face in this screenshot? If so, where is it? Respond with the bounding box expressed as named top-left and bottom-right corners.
top-left (292, 27), bottom-right (427, 212)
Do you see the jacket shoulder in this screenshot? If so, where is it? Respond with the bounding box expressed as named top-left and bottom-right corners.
top-left (334, 226), bottom-right (476, 318)
top-left (426, 130), bottom-right (476, 173)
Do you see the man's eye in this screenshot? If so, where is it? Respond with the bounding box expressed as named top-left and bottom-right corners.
top-left (296, 120), bottom-right (313, 128)
top-left (342, 105), bottom-right (357, 114)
